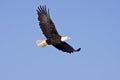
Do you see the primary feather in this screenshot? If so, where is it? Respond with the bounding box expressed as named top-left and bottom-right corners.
top-left (37, 5), bottom-right (59, 39)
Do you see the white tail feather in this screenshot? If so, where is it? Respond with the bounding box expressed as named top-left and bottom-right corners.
top-left (36, 40), bottom-right (48, 47)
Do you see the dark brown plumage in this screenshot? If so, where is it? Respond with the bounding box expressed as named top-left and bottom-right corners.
top-left (37, 5), bottom-right (81, 53)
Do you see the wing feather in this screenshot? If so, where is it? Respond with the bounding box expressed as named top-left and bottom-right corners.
top-left (37, 5), bottom-right (60, 39)
top-left (53, 42), bottom-right (81, 53)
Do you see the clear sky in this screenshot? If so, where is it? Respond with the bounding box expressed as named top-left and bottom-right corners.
top-left (0, 0), bottom-right (120, 80)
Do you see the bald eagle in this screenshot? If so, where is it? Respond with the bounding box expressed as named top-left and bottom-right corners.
top-left (36, 5), bottom-right (81, 53)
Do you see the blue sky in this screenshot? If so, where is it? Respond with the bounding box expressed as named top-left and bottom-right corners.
top-left (0, 0), bottom-right (120, 80)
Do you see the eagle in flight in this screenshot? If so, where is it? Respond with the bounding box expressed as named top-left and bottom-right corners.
top-left (36, 5), bottom-right (81, 53)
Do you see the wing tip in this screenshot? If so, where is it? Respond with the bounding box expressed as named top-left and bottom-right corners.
top-left (76, 48), bottom-right (81, 52)
top-left (68, 48), bottom-right (81, 54)
top-left (37, 5), bottom-right (48, 14)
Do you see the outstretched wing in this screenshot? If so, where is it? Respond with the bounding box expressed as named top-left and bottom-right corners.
top-left (53, 42), bottom-right (81, 53)
top-left (37, 5), bottom-right (60, 39)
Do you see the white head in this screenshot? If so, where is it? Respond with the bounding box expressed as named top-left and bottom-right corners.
top-left (61, 36), bottom-right (71, 41)
top-left (36, 40), bottom-right (48, 47)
